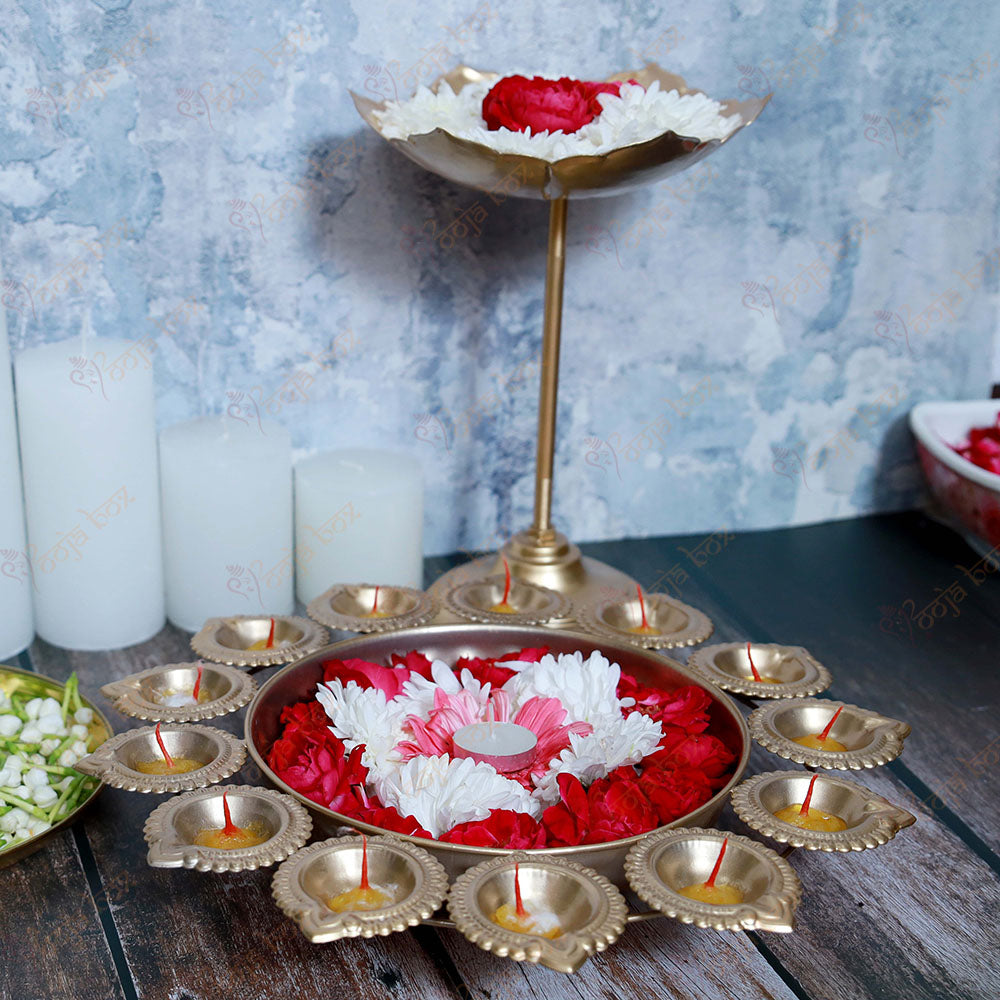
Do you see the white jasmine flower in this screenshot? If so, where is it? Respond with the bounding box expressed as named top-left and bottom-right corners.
top-left (74, 708), bottom-right (94, 725)
top-left (0, 715), bottom-right (22, 738)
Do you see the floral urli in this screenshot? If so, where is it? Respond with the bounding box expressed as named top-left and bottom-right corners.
top-left (266, 646), bottom-right (737, 848)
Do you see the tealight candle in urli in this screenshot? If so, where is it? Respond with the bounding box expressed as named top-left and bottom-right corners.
top-left (793, 705), bottom-right (847, 751)
top-left (745, 642), bottom-right (779, 684)
top-left (327, 835), bottom-right (396, 912)
top-left (134, 723), bottom-right (204, 774)
top-left (488, 559), bottom-right (517, 614)
top-left (492, 862), bottom-right (562, 939)
top-left (247, 617), bottom-right (277, 651)
top-left (773, 774), bottom-right (848, 832)
top-left (362, 586), bottom-right (391, 619)
top-left (627, 585), bottom-right (661, 636)
top-left (193, 790), bottom-right (270, 850)
top-left (677, 837), bottom-right (744, 905)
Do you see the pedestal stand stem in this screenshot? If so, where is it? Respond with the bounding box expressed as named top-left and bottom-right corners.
top-left (531, 197), bottom-right (568, 543)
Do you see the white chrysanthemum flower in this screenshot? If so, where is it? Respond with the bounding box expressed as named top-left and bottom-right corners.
top-left (372, 754), bottom-right (540, 837)
top-left (532, 713), bottom-right (663, 805)
top-left (316, 680), bottom-right (408, 771)
top-left (395, 658), bottom-right (494, 718)
top-left (373, 78), bottom-right (740, 163)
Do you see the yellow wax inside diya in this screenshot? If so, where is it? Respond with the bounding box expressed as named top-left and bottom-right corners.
top-left (627, 623), bottom-right (662, 635)
top-left (361, 609), bottom-right (392, 619)
top-left (677, 882), bottom-right (744, 905)
top-left (488, 601), bottom-right (517, 614)
top-left (793, 733), bottom-right (848, 751)
top-left (134, 757), bottom-right (203, 775)
top-left (247, 638), bottom-right (289, 650)
top-left (192, 821), bottom-right (270, 850)
top-left (773, 803), bottom-right (848, 831)
top-left (491, 903), bottom-right (562, 939)
top-left (326, 885), bottom-right (394, 912)
top-left (745, 674), bottom-right (781, 684)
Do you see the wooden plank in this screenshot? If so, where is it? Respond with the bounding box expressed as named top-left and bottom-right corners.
top-left (0, 828), bottom-right (126, 1000)
top-left (26, 631), bottom-right (463, 1000)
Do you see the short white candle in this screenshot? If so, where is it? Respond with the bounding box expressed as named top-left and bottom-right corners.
top-left (452, 721), bottom-right (538, 773)
top-left (294, 448), bottom-right (423, 604)
top-left (159, 416), bottom-right (293, 631)
top-left (14, 336), bottom-right (165, 650)
top-left (0, 305), bottom-right (33, 659)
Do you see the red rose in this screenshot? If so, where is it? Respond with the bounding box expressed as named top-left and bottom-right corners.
top-left (617, 676), bottom-right (713, 732)
top-left (647, 727), bottom-right (736, 785)
top-left (541, 773), bottom-right (591, 845)
top-left (638, 764), bottom-right (715, 824)
top-left (455, 645), bottom-right (550, 688)
top-left (278, 699), bottom-right (330, 736)
top-left (440, 809), bottom-right (546, 849)
top-left (389, 650), bottom-right (436, 677)
top-left (321, 656), bottom-right (428, 699)
top-left (268, 729), bottom-right (369, 813)
top-left (360, 805), bottom-right (433, 839)
top-left (482, 75), bottom-right (624, 135)
top-left (583, 773), bottom-right (659, 844)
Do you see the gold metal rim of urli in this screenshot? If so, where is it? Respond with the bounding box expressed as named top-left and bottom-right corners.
top-left (73, 724), bottom-right (247, 793)
top-left (687, 643), bottom-right (833, 699)
top-left (730, 770), bottom-right (917, 852)
top-left (272, 835), bottom-right (451, 941)
top-left (100, 663), bottom-right (257, 723)
top-left (748, 699), bottom-right (912, 770)
top-left (306, 584), bottom-right (440, 633)
top-left (444, 578), bottom-right (573, 626)
top-left (623, 827), bottom-right (802, 933)
top-left (190, 615), bottom-right (329, 668)
top-left (447, 853), bottom-right (627, 972)
top-left (576, 594), bottom-right (715, 649)
top-left (143, 785), bottom-right (313, 873)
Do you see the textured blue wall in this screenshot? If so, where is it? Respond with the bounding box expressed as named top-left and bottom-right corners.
top-left (1, 1), bottom-right (998, 556)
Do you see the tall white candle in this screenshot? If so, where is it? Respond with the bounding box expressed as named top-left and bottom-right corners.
top-left (0, 305), bottom-right (33, 660)
top-left (294, 448), bottom-right (424, 603)
top-left (15, 336), bottom-right (165, 650)
top-left (159, 416), bottom-right (294, 631)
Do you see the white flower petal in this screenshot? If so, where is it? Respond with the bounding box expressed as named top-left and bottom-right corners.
top-left (316, 680), bottom-right (408, 771)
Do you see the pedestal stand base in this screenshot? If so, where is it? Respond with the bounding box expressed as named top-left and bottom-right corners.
top-left (428, 529), bottom-right (638, 629)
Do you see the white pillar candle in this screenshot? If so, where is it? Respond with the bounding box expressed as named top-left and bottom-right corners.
top-left (0, 306), bottom-right (33, 660)
top-left (159, 416), bottom-right (293, 631)
top-left (294, 448), bottom-right (424, 603)
top-left (15, 337), bottom-right (165, 650)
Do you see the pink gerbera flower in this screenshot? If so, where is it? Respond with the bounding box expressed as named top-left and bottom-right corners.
top-left (395, 690), bottom-right (592, 788)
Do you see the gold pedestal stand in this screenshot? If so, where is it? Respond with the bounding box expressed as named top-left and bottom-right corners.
top-left (427, 198), bottom-right (637, 625)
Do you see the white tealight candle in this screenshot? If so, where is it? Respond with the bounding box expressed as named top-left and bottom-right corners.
top-left (452, 721), bottom-right (538, 773)
top-left (14, 336), bottom-right (165, 650)
top-left (0, 305), bottom-right (33, 659)
top-left (159, 416), bottom-right (293, 631)
top-left (294, 448), bottom-right (423, 604)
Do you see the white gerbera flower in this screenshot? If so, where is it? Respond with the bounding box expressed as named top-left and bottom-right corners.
top-left (372, 754), bottom-right (540, 837)
top-left (316, 680), bottom-right (408, 771)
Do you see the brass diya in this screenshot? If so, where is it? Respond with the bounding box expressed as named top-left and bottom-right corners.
top-left (354, 65), bottom-right (770, 621)
top-left (272, 835), bottom-right (450, 941)
top-left (731, 770), bottom-right (917, 852)
top-left (688, 643), bottom-right (833, 699)
top-left (307, 583), bottom-right (439, 633)
top-left (74, 724), bottom-right (246, 793)
top-left (447, 853), bottom-right (627, 974)
top-left (191, 614), bottom-right (328, 668)
top-left (144, 785), bottom-right (312, 873)
top-left (444, 575), bottom-right (572, 626)
top-left (624, 828), bottom-right (801, 933)
top-left (100, 662), bottom-right (256, 723)
top-left (748, 699), bottom-right (911, 770)
top-left (576, 592), bottom-right (714, 649)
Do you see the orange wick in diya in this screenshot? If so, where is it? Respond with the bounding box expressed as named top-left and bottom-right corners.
top-left (794, 706), bottom-right (847, 751)
top-left (491, 862), bottom-right (562, 938)
top-left (363, 586), bottom-right (391, 619)
top-left (744, 642), bottom-right (779, 684)
top-left (773, 774), bottom-right (848, 831)
top-left (134, 723), bottom-right (203, 774)
top-left (678, 837), bottom-right (744, 905)
top-left (192, 663), bottom-right (204, 701)
top-left (193, 790), bottom-right (270, 849)
top-left (326, 834), bottom-right (395, 912)
top-left (488, 559), bottom-right (517, 614)
top-left (627, 585), bottom-right (662, 635)
top-left (248, 617), bottom-right (279, 651)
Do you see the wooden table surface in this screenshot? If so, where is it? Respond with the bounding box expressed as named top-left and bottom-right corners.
top-left (3, 510), bottom-right (998, 1000)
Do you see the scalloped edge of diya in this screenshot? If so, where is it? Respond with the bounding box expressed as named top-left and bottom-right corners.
top-left (306, 583), bottom-right (440, 633)
top-left (100, 662), bottom-right (257, 723)
top-left (687, 643), bottom-right (833, 699)
top-left (143, 785), bottom-right (312, 873)
top-left (576, 592), bottom-right (714, 649)
top-left (190, 615), bottom-right (328, 668)
top-left (74, 724), bottom-right (247, 793)
top-left (447, 852), bottom-right (628, 975)
top-left (272, 835), bottom-right (450, 942)
top-left (731, 770), bottom-right (917, 852)
top-left (748, 699), bottom-right (911, 770)
top-left (624, 828), bottom-right (802, 933)
top-left (444, 576), bottom-right (572, 626)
